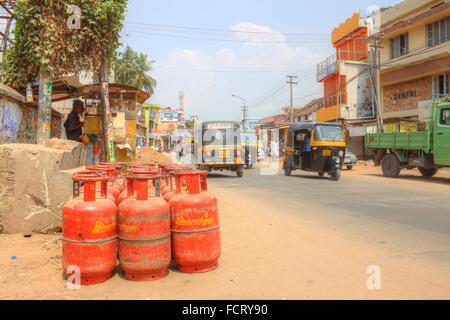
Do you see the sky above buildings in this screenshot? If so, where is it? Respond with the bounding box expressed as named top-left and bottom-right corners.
top-left (122, 0), bottom-right (398, 121)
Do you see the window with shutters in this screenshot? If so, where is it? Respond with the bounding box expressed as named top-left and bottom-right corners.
top-left (390, 33), bottom-right (409, 59)
top-left (427, 16), bottom-right (450, 47)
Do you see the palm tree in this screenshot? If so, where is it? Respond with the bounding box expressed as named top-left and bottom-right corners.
top-left (114, 46), bottom-right (157, 95)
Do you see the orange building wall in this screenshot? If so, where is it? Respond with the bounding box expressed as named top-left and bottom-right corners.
top-left (323, 74), bottom-right (348, 108)
top-left (335, 29), bottom-right (368, 62)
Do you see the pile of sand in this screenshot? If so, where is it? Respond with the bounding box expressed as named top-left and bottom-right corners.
top-left (136, 147), bottom-right (173, 164)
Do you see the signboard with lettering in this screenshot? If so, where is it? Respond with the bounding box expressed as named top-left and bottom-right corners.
top-left (159, 112), bottom-right (179, 121)
top-left (205, 122), bottom-right (237, 130)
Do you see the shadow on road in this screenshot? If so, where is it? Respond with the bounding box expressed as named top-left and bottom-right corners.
top-left (285, 173), bottom-right (331, 181)
top-left (207, 173), bottom-right (239, 179)
top-left (363, 173), bottom-right (450, 186)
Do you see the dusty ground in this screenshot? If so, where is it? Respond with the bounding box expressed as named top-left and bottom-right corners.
top-left (0, 164), bottom-right (449, 300)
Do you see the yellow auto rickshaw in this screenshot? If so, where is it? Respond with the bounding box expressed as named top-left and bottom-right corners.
top-left (196, 121), bottom-right (245, 177)
top-left (283, 122), bottom-right (346, 181)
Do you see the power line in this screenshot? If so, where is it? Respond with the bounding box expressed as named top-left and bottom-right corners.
top-left (125, 21), bottom-right (330, 38)
top-left (251, 83), bottom-right (288, 108)
top-left (153, 66), bottom-right (307, 73)
top-left (125, 28), bottom-right (330, 44)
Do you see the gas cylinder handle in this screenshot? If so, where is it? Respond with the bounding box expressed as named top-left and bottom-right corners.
top-left (173, 170), bottom-right (208, 195)
top-left (72, 171), bottom-right (109, 202)
top-left (87, 165), bottom-right (117, 181)
top-left (125, 168), bottom-right (159, 198)
top-left (127, 175), bottom-right (162, 200)
top-left (199, 172), bottom-right (208, 191)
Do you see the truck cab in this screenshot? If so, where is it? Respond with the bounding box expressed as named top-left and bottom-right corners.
top-left (433, 103), bottom-right (450, 166)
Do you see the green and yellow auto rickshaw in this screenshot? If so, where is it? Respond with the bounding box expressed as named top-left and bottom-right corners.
top-left (283, 122), bottom-right (346, 181)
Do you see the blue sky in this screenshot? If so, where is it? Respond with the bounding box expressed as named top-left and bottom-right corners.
top-left (122, 0), bottom-right (398, 121)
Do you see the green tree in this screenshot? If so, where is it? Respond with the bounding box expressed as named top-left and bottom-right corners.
top-left (114, 46), bottom-right (157, 95)
top-left (2, 0), bottom-right (128, 87)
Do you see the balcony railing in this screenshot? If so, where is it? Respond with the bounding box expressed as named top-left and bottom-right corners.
top-left (317, 54), bottom-right (337, 82)
top-left (317, 50), bottom-right (368, 82)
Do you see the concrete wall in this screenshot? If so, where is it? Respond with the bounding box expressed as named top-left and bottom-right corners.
top-left (0, 142), bottom-right (86, 235)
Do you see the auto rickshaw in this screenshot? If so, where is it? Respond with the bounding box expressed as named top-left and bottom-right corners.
top-left (283, 122), bottom-right (346, 181)
top-left (196, 121), bottom-right (245, 177)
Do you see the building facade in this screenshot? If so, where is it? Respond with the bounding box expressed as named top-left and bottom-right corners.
top-left (293, 98), bottom-right (324, 122)
top-left (316, 13), bottom-right (374, 123)
top-left (377, 0), bottom-right (450, 125)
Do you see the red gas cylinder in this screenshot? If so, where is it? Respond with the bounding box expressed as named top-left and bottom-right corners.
top-left (170, 170), bottom-right (221, 273)
top-left (117, 167), bottom-right (158, 205)
top-left (99, 162), bottom-right (129, 188)
top-left (62, 172), bottom-right (117, 285)
top-left (75, 170), bottom-right (116, 204)
top-left (160, 166), bottom-right (190, 195)
top-left (118, 175), bottom-right (171, 281)
top-left (88, 165), bottom-right (122, 202)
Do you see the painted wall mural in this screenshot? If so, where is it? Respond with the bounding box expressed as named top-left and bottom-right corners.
top-left (0, 99), bottom-right (23, 144)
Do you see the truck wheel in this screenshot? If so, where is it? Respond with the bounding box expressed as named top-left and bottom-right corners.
top-left (318, 172), bottom-right (325, 177)
top-left (347, 166), bottom-right (353, 171)
top-left (237, 171), bottom-right (244, 178)
top-left (418, 167), bottom-right (438, 178)
top-left (381, 154), bottom-right (401, 178)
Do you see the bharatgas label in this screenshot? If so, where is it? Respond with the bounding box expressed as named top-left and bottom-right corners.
top-left (118, 224), bottom-right (138, 234)
top-left (175, 212), bottom-right (216, 227)
top-left (92, 221), bottom-right (117, 234)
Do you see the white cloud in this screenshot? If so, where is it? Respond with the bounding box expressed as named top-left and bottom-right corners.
top-left (150, 22), bottom-right (327, 121)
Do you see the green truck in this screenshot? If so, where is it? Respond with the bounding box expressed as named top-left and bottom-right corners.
top-left (365, 99), bottom-right (450, 178)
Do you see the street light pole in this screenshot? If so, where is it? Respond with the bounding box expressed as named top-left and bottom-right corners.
top-left (232, 94), bottom-right (248, 124)
top-left (232, 94), bottom-right (249, 167)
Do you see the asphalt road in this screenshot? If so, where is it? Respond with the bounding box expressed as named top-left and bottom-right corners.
top-left (207, 165), bottom-right (450, 265)
top-left (2, 164), bottom-right (449, 299)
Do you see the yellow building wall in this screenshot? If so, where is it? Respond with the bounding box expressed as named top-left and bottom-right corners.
top-left (380, 4), bottom-right (450, 68)
top-left (317, 105), bottom-right (341, 122)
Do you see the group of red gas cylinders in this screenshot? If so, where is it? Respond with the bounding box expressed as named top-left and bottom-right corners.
top-left (62, 162), bottom-right (221, 285)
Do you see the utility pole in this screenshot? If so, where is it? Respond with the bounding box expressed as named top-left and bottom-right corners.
top-left (232, 94), bottom-right (248, 124)
top-left (36, 74), bottom-right (52, 144)
top-left (287, 75), bottom-right (298, 124)
top-left (369, 35), bottom-right (384, 131)
top-left (100, 59), bottom-right (116, 162)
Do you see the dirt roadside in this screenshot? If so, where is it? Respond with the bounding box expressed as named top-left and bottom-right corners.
top-left (1, 165), bottom-right (449, 300)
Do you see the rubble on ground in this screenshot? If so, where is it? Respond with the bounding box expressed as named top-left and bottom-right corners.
top-left (136, 147), bottom-right (173, 164)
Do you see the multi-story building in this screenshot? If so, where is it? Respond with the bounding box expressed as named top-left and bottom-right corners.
top-left (142, 104), bottom-right (161, 146)
top-left (377, 0), bottom-right (450, 125)
top-left (316, 12), bottom-right (377, 156)
top-left (316, 13), bottom-right (374, 124)
top-left (293, 98), bottom-right (325, 122)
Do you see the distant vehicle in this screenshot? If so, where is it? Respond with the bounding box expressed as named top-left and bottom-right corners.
top-left (344, 150), bottom-right (357, 170)
top-left (241, 118), bottom-right (259, 170)
top-left (366, 99), bottom-right (450, 178)
top-left (196, 121), bottom-right (245, 177)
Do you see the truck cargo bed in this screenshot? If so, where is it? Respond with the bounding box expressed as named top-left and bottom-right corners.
top-left (366, 131), bottom-right (431, 151)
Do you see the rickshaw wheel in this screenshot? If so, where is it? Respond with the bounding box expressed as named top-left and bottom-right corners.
top-left (284, 162), bottom-right (292, 176)
top-left (330, 169), bottom-right (341, 181)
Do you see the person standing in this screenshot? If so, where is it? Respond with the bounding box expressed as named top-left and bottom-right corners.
top-left (64, 100), bottom-right (85, 142)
